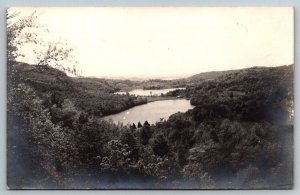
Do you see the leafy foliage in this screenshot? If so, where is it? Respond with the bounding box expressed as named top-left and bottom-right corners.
top-left (7, 9), bottom-right (79, 75)
top-left (7, 59), bottom-right (293, 188)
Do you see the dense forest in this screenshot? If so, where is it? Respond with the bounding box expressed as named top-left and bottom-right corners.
top-left (7, 60), bottom-right (293, 189)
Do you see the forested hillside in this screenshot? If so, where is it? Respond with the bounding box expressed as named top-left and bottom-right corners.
top-left (189, 65), bottom-right (293, 123)
top-left (9, 62), bottom-right (148, 117)
top-left (7, 62), bottom-right (293, 189)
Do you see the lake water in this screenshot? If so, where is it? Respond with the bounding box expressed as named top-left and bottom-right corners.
top-left (102, 99), bottom-right (194, 125)
top-left (115, 88), bottom-right (185, 96)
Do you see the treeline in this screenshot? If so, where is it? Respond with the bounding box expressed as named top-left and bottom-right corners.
top-left (75, 76), bottom-right (187, 92)
top-left (7, 62), bottom-right (293, 189)
top-left (141, 79), bottom-right (186, 90)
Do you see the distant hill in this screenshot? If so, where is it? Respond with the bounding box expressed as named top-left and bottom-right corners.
top-left (186, 69), bottom-right (240, 83)
top-left (11, 62), bottom-right (293, 95)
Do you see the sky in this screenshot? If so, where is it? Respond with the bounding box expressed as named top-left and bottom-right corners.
top-left (9, 7), bottom-right (294, 79)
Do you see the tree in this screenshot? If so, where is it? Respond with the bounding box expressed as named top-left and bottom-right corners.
top-left (7, 10), bottom-right (43, 62)
top-left (143, 120), bottom-right (150, 126)
top-left (35, 40), bottom-right (78, 74)
top-left (100, 140), bottom-right (133, 173)
top-left (139, 125), bottom-right (152, 145)
top-left (183, 163), bottom-right (215, 188)
top-left (168, 112), bottom-right (190, 130)
top-left (120, 129), bottom-right (139, 161)
top-left (6, 9), bottom-right (79, 75)
top-left (150, 133), bottom-right (169, 157)
top-left (137, 146), bottom-right (177, 180)
top-left (131, 123), bottom-right (137, 129)
top-left (137, 121), bottom-right (142, 128)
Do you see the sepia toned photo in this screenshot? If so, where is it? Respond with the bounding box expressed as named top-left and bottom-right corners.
top-left (7, 7), bottom-right (294, 189)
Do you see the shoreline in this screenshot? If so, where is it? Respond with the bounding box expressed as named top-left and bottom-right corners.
top-left (146, 96), bottom-right (183, 103)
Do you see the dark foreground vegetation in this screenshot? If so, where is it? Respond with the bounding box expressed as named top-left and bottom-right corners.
top-left (7, 62), bottom-right (293, 189)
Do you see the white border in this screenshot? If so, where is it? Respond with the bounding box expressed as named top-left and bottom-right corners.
top-left (0, 1), bottom-right (298, 194)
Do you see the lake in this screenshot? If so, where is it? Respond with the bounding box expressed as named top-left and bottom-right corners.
top-left (115, 88), bottom-right (185, 96)
top-left (102, 99), bottom-right (194, 125)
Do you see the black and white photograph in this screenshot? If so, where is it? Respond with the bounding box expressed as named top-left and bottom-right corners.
top-left (6, 7), bottom-right (294, 189)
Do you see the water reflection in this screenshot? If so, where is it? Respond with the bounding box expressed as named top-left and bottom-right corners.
top-left (103, 99), bottom-right (194, 125)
